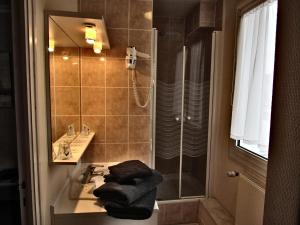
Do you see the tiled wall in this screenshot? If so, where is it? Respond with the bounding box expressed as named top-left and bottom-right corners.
top-left (158, 200), bottom-right (199, 225)
top-left (79, 0), bottom-right (153, 165)
top-left (50, 47), bottom-right (81, 142)
top-left (154, 16), bottom-right (185, 84)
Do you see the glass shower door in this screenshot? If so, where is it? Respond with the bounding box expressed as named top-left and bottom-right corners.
top-left (155, 38), bottom-right (185, 200)
top-left (180, 30), bottom-right (212, 197)
top-left (154, 17), bottom-right (213, 200)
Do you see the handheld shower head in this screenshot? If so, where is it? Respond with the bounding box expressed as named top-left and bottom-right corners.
top-left (126, 47), bottom-right (137, 69)
top-left (125, 46), bottom-right (150, 69)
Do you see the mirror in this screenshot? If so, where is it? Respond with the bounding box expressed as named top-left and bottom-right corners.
top-left (49, 16), bottom-right (80, 143)
top-left (45, 11), bottom-right (110, 164)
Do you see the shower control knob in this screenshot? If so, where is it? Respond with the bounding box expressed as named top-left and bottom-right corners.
top-left (187, 116), bottom-right (191, 120)
top-left (175, 117), bottom-right (180, 122)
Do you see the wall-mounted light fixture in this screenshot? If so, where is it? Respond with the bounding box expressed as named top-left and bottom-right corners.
top-left (62, 51), bottom-right (69, 61)
top-left (144, 11), bottom-right (152, 21)
top-left (84, 23), bottom-right (96, 45)
top-left (93, 41), bottom-right (102, 54)
top-left (48, 40), bottom-right (55, 52)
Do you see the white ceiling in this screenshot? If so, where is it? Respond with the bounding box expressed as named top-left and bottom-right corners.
top-left (154, 0), bottom-right (216, 17)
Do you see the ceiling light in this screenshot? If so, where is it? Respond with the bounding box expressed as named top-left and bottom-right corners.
top-left (93, 41), bottom-right (103, 54)
top-left (85, 23), bottom-right (96, 45)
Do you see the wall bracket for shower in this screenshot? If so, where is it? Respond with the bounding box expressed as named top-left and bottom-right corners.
top-left (126, 46), bottom-right (150, 69)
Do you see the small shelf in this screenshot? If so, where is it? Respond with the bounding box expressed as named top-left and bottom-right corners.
top-left (53, 132), bottom-right (95, 165)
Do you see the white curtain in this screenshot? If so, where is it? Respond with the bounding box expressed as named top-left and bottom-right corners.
top-left (230, 0), bottom-right (278, 147)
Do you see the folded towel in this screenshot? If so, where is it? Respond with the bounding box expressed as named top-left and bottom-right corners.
top-left (108, 160), bottom-right (152, 183)
top-left (102, 188), bottom-right (157, 220)
top-left (94, 170), bottom-right (162, 205)
top-left (104, 174), bottom-right (144, 185)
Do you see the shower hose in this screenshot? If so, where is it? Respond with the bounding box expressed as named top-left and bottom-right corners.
top-left (131, 69), bottom-right (152, 108)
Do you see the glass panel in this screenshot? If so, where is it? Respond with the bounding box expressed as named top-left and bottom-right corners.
top-left (181, 30), bottom-right (212, 197)
top-left (238, 140), bottom-right (268, 159)
top-left (154, 0), bottom-right (214, 200)
top-left (154, 17), bottom-right (185, 200)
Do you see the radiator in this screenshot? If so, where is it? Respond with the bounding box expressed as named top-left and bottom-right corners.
top-left (235, 174), bottom-right (265, 225)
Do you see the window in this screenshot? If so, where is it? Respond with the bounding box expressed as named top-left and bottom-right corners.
top-left (230, 0), bottom-right (278, 160)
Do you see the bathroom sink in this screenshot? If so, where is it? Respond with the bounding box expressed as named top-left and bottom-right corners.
top-left (69, 164), bottom-right (111, 200)
top-left (52, 162), bottom-right (159, 225)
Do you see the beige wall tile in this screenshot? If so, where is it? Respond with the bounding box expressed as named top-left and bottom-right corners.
top-left (79, 0), bottom-right (105, 14)
top-left (82, 143), bottom-right (106, 162)
top-left (157, 203), bottom-right (166, 225)
top-left (129, 30), bottom-right (152, 56)
top-left (55, 115), bottom-right (80, 140)
top-left (51, 116), bottom-right (56, 141)
top-left (106, 116), bottom-right (128, 143)
top-left (55, 47), bottom-right (80, 56)
top-left (129, 88), bottom-right (150, 115)
top-left (106, 143), bottom-right (128, 162)
top-left (55, 87), bottom-right (80, 115)
top-left (181, 201), bottom-right (199, 224)
top-left (106, 0), bottom-right (129, 28)
top-left (128, 143), bottom-right (150, 165)
top-left (49, 53), bottom-right (54, 86)
top-left (50, 86), bottom-right (55, 116)
top-left (54, 56), bottom-right (80, 86)
top-left (158, 201), bottom-right (200, 225)
top-left (106, 88), bottom-right (129, 115)
top-left (81, 87), bottom-right (105, 115)
top-left (164, 203), bottom-right (182, 225)
top-left (81, 57), bottom-right (105, 87)
top-left (129, 115), bottom-right (150, 142)
top-left (107, 29), bottom-right (128, 58)
top-left (199, 2), bottom-right (216, 27)
top-left (81, 48), bottom-right (106, 57)
top-left (82, 116), bottom-right (105, 143)
top-left (129, 59), bottom-right (151, 87)
top-left (129, 0), bottom-right (152, 29)
top-left (106, 59), bottom-right (129, 87)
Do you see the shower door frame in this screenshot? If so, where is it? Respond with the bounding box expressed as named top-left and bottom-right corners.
top-left (152, 30), bottom-right (217, 200)
top-left (178, 46), bottom-right (186, 199)
top-left (151, 28), bottom-right (158, 169)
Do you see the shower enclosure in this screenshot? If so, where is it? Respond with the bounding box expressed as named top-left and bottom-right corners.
top-left (153, 0), bottom-right (215, 200)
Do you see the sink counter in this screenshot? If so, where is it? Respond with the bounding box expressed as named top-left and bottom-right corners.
top-left (51, 163), bottom-right (159, 225)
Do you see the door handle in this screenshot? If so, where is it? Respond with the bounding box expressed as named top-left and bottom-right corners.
top-left (226, 171), bottom-right (239, 177)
